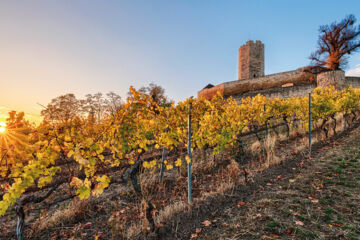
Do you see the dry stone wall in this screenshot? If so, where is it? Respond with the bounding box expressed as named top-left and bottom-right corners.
top-left (345, 76), bottom-right (360, 88)
top-left (233, 83), bottom-right (316, 101)
top-left (316, 70), bottom-right (346, 89)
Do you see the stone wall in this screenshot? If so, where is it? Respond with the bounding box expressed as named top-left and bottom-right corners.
top-left (232, 83), bottom-right (316, 101)
top-left (198, 68), bottom-right (314, 100)
top-left (345, 76), bottom-right (360, 88)
top-left (229, 73), bottom-right (360, 101)
top-left (316, 70), bottom-right (346, 89)
top-left (238, 40), bottom-right (264, 80)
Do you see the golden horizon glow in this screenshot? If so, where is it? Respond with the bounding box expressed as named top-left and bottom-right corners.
top-left (0, 122), bottom-right (6, 133)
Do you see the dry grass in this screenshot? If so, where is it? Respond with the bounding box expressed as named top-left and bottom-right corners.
top-left (225, 160), bottom-right (241, 183)
top-left (192, 150), bottom-right (218, 175)
top-left (31, 198), bottom-right (91, 235)
top-left (124, 221), bottom-right (145, 239)
top-left (250, 140), bottom-right (261, 153)
top-left (155, 200), bottom-right (188, 225)
top-left (263, 134), bottom-right (280, 168)
top-left (201, 181), bottom-right (236, 201)
top-left (293, 136), bottom-right (308, 154)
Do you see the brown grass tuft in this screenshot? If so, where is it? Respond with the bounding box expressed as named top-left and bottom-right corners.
top-left (155, 200), bottom-right (188, 226)
top-left (31, 198), bottom-right (90, 235)
top-left (263, 134), bottom-right (280, 168)
top-left (250, 140), bottom-right (261, 153)
top-left (226, 160), bottom-right (241, 183)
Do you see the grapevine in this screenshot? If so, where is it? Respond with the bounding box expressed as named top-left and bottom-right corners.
top-left (1, 85), bottom-right (360, 239)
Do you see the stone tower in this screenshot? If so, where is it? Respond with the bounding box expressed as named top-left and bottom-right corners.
top-left (238, 40), bottom-right (264, 80)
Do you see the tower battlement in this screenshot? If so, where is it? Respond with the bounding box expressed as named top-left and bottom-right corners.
top-left (238, 40), bottom-right (264, 80)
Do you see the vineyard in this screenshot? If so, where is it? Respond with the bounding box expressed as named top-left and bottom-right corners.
top-left (1, 85), bottom-right (360, 239)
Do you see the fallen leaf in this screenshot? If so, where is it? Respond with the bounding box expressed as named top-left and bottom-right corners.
top-left (202, 220), bottom-right (212, 227)
top-left (237, 201), bottom-right (245, 207)
top-left (269, 233), bottom-right (280, 238)
top-left (195, 228), bottom-right (202, 233)
top-left (253, 213), bottom-right (262, 219)
top-left (295, 220), bottom-right (304, 226)
top-left (285, 229), bottom-right (293, 235)
top-left (82, 222), bottom-right (92, 229)
top-left (190, 233), bottom-right (198, 239)
top-left (311, 199), bottom-right (319, 203)
top-left (332, 222), bottom-right (342, 227)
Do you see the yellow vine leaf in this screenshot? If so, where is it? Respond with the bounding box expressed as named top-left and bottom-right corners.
top-left (186, 155), bottom-right (191, 164)
top-left (175, 158), bottom-right (182, 167)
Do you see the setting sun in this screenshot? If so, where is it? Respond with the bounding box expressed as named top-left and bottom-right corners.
top-left (0, 122), bottom-right (6, 133)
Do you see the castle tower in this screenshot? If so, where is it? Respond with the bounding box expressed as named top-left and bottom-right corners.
top-left (238, 40), bottom-right (264, 80)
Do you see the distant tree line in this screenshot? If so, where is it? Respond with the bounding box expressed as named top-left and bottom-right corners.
top-left (41, 83), bottom-right (173, 124)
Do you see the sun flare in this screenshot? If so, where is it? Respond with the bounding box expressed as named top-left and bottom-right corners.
top-left (0, 122), bottom-right (6, 133)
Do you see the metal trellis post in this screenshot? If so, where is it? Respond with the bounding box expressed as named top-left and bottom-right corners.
top-left (309, 93), bottom-right (312, 157)
top-left (188, 100), bottom-right (192, 205)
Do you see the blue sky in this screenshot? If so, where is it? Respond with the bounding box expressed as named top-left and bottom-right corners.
top-left (0, 0), bottom-right (360, 122)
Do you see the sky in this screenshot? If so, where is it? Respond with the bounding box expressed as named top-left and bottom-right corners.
top-left (1, 0), bottom-right (360, 123)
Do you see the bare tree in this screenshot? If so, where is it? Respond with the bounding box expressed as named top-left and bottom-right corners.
top-left (82, 93), bottom-right (108, 122)
top-left (105, 92), bottom-right (123, 115)
top-left (41, 94), bottom-right (81, 124)
top-left (310, 14), bottom-right (360, 70)
top-left (136, 83), bottom-right (173, 107)
top-left (41, 92), bottom-right (123, 124)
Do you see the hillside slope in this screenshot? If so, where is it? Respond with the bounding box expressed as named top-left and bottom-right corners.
top-left (2, 120), bottom-right (360, 240)
top-left (194, 128), bottom-right (360, 239)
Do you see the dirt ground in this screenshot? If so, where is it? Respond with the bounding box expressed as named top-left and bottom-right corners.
top-left (193, 128), bottom-right (360, 239)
